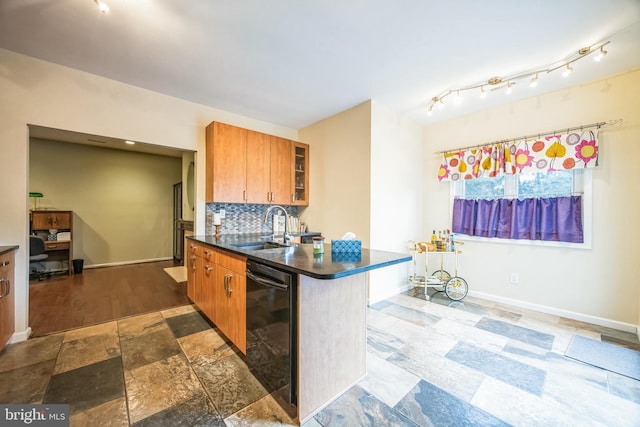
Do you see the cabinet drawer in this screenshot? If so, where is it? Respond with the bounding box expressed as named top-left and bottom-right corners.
top-left (187, 241), bottom-right (203, 257)
top-left (45, 241), bottom-right (70, 251)
top-left (216, 250), bottom-right (246, 275)
top-left (201, 246), bottom-right (216, 262)
top-left (0, 252), bottom-right (12, 274)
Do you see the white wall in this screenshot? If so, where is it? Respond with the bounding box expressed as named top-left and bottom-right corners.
top-left (369, 101), bottom-right (424, 303)
top-left (300, 100), bottom-right (423, 304)
top-left (299, 101), bottom-right (372, 245)
top-left (30, 138), bottom-right (182, 265)
top-left (423, 69), bottom-right (640, 330)
top-left (0, 48), bottom-right (298, 342)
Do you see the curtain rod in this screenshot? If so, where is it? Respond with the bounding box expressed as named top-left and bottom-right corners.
top-left (436, 118), bottom-right (623, 155)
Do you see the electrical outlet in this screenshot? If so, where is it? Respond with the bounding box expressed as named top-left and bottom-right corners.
top-left (510, 273), bottom-right (519, 285)
top-left (219, 209), bottom-right (226, 219)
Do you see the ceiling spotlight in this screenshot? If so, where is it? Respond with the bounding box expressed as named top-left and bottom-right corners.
top-left (562, 64), bottom-right (574, 77)
top-left (529, 73), bottom-right (539, 88)
top-left (594, 46), bottom-right (608, 62)
top-left (453, 91), bottom-right (463, 105)
top-left (93, 0), bottom-right (110, 13)
top-left (125, 140), bottom-right (136, 145)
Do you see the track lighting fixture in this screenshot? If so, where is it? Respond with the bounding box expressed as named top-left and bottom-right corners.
top-left (426, 39), bottom-right (610, 115)
top-left (594, 46), bottom-right (608, 62)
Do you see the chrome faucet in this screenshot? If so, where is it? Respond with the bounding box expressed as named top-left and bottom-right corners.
top-left (264, 205), bottom-right (293, 245)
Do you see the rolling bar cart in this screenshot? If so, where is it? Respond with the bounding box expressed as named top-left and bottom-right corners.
top-left (408, 240), bottom-right (468, 301)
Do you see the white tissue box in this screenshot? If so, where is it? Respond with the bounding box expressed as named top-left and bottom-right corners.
top-left (331, 240), bottom-right (362, 254)
top-left (56, 231), bottom-right (71, 241)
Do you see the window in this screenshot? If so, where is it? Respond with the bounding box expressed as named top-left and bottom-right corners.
top-left (462, 170), bottom-right (576, 200)
top-left (451, 169), bottom-right (592, 248)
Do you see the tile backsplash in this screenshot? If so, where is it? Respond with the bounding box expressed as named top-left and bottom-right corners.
top-left (205, 203), bottom-right (300, 235)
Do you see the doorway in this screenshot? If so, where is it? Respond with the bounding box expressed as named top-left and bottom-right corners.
top-left (27, 125), bottom-right (195, 335)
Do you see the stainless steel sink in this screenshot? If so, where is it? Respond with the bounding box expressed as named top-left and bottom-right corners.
top-left (230, 241), bottom-right (291, 251)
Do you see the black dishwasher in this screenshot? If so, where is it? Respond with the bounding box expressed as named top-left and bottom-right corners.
top-left (245, 260), bottom-right (297, 406)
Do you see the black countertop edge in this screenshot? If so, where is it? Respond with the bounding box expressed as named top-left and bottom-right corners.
top-left (188, 234), bottom-right (411, 280)
top-left (0, 245), bottom-right (19, 256)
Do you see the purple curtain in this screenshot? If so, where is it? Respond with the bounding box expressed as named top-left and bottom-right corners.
top-left (452, 196), bottom-right (583, 243)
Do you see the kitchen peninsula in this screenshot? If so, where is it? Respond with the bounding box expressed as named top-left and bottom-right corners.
top-left (187, 235), bottom-right (411, 423)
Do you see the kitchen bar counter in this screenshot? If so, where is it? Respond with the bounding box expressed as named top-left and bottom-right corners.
top-left (187, 234), bottom-right (410, 423)
top-left (188, 234), bottom-right (411, 280)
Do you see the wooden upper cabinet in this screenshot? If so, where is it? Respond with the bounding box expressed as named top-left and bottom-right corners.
top-left (291, 142), bottom-right (309, 206)
top-left (206, 122), bottom-right (247, 203)
top-left (270, 136), bottom-right (292, 205)
top-left (246, 130), bottom-right (272, 204)
top-left (206, 121), bottom-right (306, 206)
top-left (31, 211), bottom-right (72, 230)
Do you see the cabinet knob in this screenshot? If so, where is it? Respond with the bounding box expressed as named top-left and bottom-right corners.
top-left (0, 261), bottom-right (10, 267)
top-left (204, 265), bottom-right (213, 272)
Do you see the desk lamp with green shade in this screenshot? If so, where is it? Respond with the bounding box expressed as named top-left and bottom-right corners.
top-left (29, 192), bottom-right (43, 211)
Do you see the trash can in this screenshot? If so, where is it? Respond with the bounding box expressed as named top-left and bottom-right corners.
top-left (72, 259), bottom-right (84, 274)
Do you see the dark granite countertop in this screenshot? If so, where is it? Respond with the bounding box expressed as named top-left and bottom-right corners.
top-left (188, 234), bottom-right (411, 280)
top-left (0, 245), bottom-right (19, 256)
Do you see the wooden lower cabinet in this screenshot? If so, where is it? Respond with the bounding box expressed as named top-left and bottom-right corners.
top-left (186, 241), bottom-right (246, 354)
top-left (200, 261), bottom-right (216, 321)
top-left (214, 265), bottom-right (246, 354)
top-left (0, 250), bottom-right (16, 349)
top-left (187, 254), bottom-right (198, 302)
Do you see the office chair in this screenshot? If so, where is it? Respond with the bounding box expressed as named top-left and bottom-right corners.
top-left (29, 235), bottom-right (49, 281)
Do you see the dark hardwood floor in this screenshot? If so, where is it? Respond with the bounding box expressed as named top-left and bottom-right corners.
top-left (29, 260), bottom-right (189, 337)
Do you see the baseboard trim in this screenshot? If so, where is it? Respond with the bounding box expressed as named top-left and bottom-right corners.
top-left (86, 257), bottom-right (173, 269)
top-left (468, 290), bottom-right (638, 334)
top-left (9, 327), bottom-right (32, 344)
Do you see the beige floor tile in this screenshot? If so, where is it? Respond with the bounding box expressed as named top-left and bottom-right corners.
top-left (0, 334), bottom-right (63, 373)
top-left (224, 394), bottom-right (298, 427)
top-left (63, 321), bottom-right (118, 343)
top-left (178, 329), bottom-right (234, 366)
top-left (70, 397), bottom-right (129, 427)
top-left (161, 304), bottom-right (196, 319)
top-left (117, 312), bottom-right (166, 338)
top-left (125, 353), bottom-right (203, 424)
top-left (54, 332), bottom-right (121, 374)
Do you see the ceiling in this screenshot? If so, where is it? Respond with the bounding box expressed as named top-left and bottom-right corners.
top-left (2, 0), bottom-right (640, 133)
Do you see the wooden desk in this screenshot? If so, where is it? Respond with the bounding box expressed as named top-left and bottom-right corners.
top-left (31, 210), bottom-right (73, 275)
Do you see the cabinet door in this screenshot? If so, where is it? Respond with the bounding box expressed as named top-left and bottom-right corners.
top-left (0, 252), bottom-right (15, 349)
top-left (31, 212), bottom-right (52, 230)
top-left (200, 261), bottom-right (216, 321)
top-left (214, 266), bottom-right (231, 337)
top-left (291, 142), bottom-right (309, 206)
top-left (225, 270), bottom-right (246, 354)
top-left (270, 136), bottom-right (292, 205)
top-left (206, 122), bottom-right (247, 203)
top-left (187, 255), bottom-right (198, 302)
top-left (53, 212), bottom-right (72, 229)
top-left (246, 130), bottom-right (271, 204)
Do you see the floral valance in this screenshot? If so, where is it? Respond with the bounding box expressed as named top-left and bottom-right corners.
top-left (437, 130), bottom-right (599, 182)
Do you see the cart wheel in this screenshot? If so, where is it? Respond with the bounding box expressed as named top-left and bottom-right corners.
top-left (445, 276), bottom-right (468, 301)
top-left (431, 269), bottom-right (450, 292)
